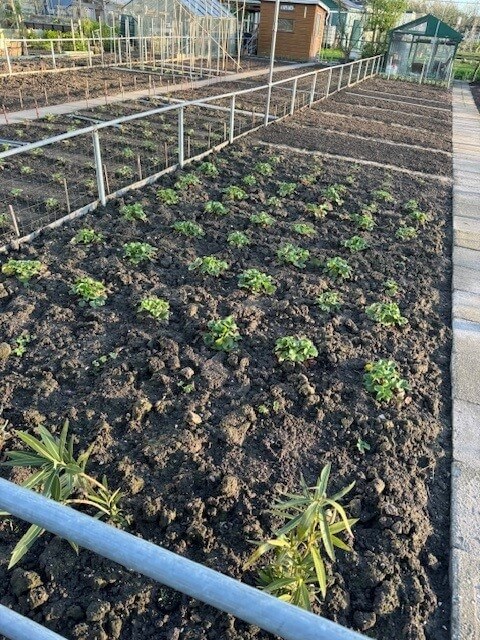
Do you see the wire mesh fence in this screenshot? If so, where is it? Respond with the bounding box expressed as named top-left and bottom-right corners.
top-left (0, 56), bottom-right (383, 249)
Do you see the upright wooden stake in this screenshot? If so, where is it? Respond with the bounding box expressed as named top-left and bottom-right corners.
top-left (63, 178), bottom-right (71, 213)
top-left (8, 205), bottom-right (20, 237)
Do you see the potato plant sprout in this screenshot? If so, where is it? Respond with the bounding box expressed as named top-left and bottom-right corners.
top-left (325, 257), bottom-right (352, 280)
top-left (227, 231), bottom-right (250, 248)
top-left (238, 269), bottom-right (276, 295)
top-left (157, 188), bottom-right (179, 205)
top-left (343, 236), bottom-right (369, 252)
top-left (277, 182), bottom-right (297, 197)
top-left (277, 244), bottom-right (310, 269)
top-left (204, 201), bottom-right (229, 216)
top-left (172, 220), bottom-right (205, 238)
top-left (198, 162), bottom-right (219, 177)
top-left (305, 203), bottom-right (331, 219)
top-left (71, 228), bottom-right (104, 245)
top-left (254, 162), bottom-right (274, 176)
top-left (175, 173), bottom-right (201, 190)
top-left (366, 302), bottom-right (407, 327)
top-left (2, 259), bottom-right (44, 285)
top-left (123, 242), bottom-right (157, 266)
top-left (250, 212), bottom-right (275, 227)
top-left (189, 256), bottom-right (229, 276)
top-left (384, 279), bottom-right (399, 297)
top-left (364, 359), bottom-right (409, 402)
top-left (223, 186), bottom-right (247, 201)
top-left (351, 212), bottom-right (375, 231)
top-left (138, 297), bottom-right (170, 322)
top-left (396, 225), bottom-right (417, 240)
top-left (293, 222), bottom-right (316, 237)
top-left (245, 464), bottom-right (357, 607)
top-left (71, 277), bottom-right (108, 307)
top-left (120, 203), bottom-right (147, 222)
top-left (275, 336), bottom-right (318, 363)
top-left (204, 316), bottom-right (241, 352)
top-left (316, 291), bottom-right (342, 313)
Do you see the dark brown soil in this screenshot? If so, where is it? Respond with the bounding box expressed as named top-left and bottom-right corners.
top-left (470, 82), bottom-right (480, 112)
top-left (0, 83), bottom-right (452, 640)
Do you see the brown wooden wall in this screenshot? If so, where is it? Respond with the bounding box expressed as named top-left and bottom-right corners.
top-left (257, 2), bottom-right (326, 61)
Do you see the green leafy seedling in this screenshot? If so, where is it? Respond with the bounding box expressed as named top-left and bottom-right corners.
top-left (384, 279), bottom-right (399, 297)
top-left (250, 212), bottom-right (275, 227)
top-left (120, 203), bottom-right (147, 222)
top-left (204, 316), bottom-right (241, 352)
top-left (275, 336), bottom-right (318, 363)
top-left (2, 259), bottom-right (44, 285)
top-left (343, 236), bottom-right (368, 252)
top-left (277, 244), bottom-right (310, 269)
top-left (223, 186), bottom-right (247, 201)
top-left (175, 173), bottom-right (201, 190)
top-left (198, 162), bottom-right (219, 177)
top-left (71, 228), bottom-right (104, 245)
top-left (395, 225), bottom-right (417, 240)
top-left (157, 188), bottom-right (179, 205)
top-left (138, 296), bottom-right (170, 322)
top-left (123, 242), bottom-right (157, 266)
top-left (71, 277), bottom-right (108, 307)
top-left (365, 302), bottom-right (407, 327)
top-left (364, 359), bottom-right (409, 402)
top-left (189, 256), bottom-right (229, 276)
top-left (316, 290), bottom-right (342, 313)
top-left (204, 201), bottom-right (229, 216)
top-left (277, 182), bottom-right (297, 197)
top-left (172, 220), bottom-right (204, 238)
top-left (293, 222), bottom-right (316, 237)
top-left (325, 257), bottom-right (352, 280)
top-left (228, 231), bottom-right (250, 248)
top-left (238, 268), bottom-right (276, 295)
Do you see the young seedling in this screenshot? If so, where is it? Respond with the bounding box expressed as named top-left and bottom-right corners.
top-left (266, 196), bottom-right (281, 208)
top-left (52, 172), bottom-right (65, 184)
top-left (384, 279), bottom-right (399, 297)
top-left (372, 189), bottom-right (395, 203)
top-left (1, 420), bottom-right (125, 568)
top-left (204, 201), bottom-right (229, 216)
top-left (20, 165), bottom-right (33, 175)
top-left (275, 336), bottom-right (318, 363)
top-left (277, 244), bottom-right (310, 269)
top-left (2, 259), bottom-right (44, 285)
top-left (365, 302), bottom-right (407, 327)
top-left (204, 316), bottom-right (240, 352)
top-left (408, 209), bottom-right (429, 226)
top-left (238, 269), bottom-right (276, 295)
top-left (403, 199), bottom-right (419, 212)
top-left (305, 203), bottom-right (331, 219)
top-left (316, 290), bottom-right (342, 313)
top-left (198, 162), bottom-right (219, 177)
top-left (395, 225), bottom-right (417, 240)
top-left (299, 174), bottom-right (317, 186)
top-left (277, 182), bottom-right (297, 197)
top-left (254, 162), bottom-right (273, 176)
top-left (174, 173), bottom-right (201, 190)
top-left (243, 174), bottom-right (257, 187)
top-left (71, 277), bottom-right (108, 307)
top-left (356, 438), bottom-right (371, 454)
top-left (116, 166), bottom-right (134, 179)
top-left (322, 184), bottom-right (346, 206)
top-left (324, 257), bottom-right (352, 280)
top-left (45, 198), bottom-right (59, 211)
top-left (227, 231), bottom-right (250, 248)
top-left (343, 236), bottom-right (368, 252)
top-left (172, 220), bottom-right (205, 238)
top-left (120, 203), bottom-right (147, 222)
top-left (245, 464), bottom-right (356, 607)
top-left (223, 186), bottom-right (247, 201)
top-left (188, 256), bottom-right (229, 276)
top-left (157, 188), bottom-right (179, 205)
top-left (121, 147), bottom-right (134, 159)
top-left (250, 212), bottom-right (275, 227)
top-left (92, 350), bottom-right (120, 371)
top-left (138, 296), bottom-right (170, 322)
top-left (351, 212), bottom-right (375, 231)
top-left (12, 332), bottom-right (33, 357)
top-left (72, 228), bottom-right (103, 246)
top-left (123, 242), bottom-right (157, 266)
top-left (10, 188), bottom-right (23, 197)
top-left (364, 359), bottom-right (409, 402)
top-left (293, 222), bottom-right (316, 237)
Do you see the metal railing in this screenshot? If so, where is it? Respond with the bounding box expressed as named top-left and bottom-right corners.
top-left (0, 477), bottom-right (367, 640)
top-left (0, 54), bottom-right (383, 250)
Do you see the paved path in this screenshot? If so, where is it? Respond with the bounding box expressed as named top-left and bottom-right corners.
top-left (450, 82), bottom-right (480, 640)
top-left (0, 62), bottom-right (315, 126)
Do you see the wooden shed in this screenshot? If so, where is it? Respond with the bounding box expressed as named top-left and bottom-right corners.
top-left (257, 0), bottom-right (329, 61)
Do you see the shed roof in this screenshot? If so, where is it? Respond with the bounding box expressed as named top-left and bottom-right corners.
top-left (261, 0), bottom-right (331, 10)
top-left (391, 13), bottom-right (462, 41)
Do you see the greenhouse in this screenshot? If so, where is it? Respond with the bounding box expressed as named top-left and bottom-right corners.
top-left (121, 0), bottom-right (239, 69)
top-left (385, 14), bottom-right (462, 83)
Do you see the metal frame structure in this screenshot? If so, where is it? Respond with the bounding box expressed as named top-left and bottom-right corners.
top-left (0, 477), bottom-right (368, 640)
top-left (0, 54), bottom-right (383, 249)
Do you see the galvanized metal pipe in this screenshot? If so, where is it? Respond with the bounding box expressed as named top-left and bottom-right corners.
top-left (290, 77), bottom-right (298, 115)
top-left (178, 106), bottom-right (185, 168)
top-left (92, 130), bottom-right (106, 207)
top-left (229, 94), bottom-right (236, 143)
top-left (0, 604), bottom-right (67, 640)
top-left (0, 478), bottom-right (366, 640)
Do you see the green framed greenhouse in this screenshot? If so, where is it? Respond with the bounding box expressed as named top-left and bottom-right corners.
top-left (385, 14), bottom-right (463, 84)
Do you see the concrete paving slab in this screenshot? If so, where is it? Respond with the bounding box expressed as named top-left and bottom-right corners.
top-left (450, 548), bottom-right (480, 640)
top-left (453, 399), bottom-right (480, 465)
top-left (453, 266), bottom-right (480, 295)
top-left (451, 462), bottom-right (480, 554)
top-left (451, 320), bottom-right (480, 404)
top-left (453, 246), bottom-right (480, 270)
top-left (453, 290), bottom-right (480, 323)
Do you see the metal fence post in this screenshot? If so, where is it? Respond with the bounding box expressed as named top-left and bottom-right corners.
top-left (356, 60), bottom-right (362, 83)
top-left (92, 130), bottom-right (106, 206)
top-left (337, 65), bottom-right (344, 92)
top-left (347, 63), bottom-right (353, 86)
top-left (178, 106), bottom-right (184, 167)
top-left (229, 95), bottom-right (236, 143)
top-left (363, 59), bottom-right (369, 80)
top-left (325, 66), bottom-right (333, 97)
top-left (309, 71), bottom-right (318, 106)
top-left (290, 77), bottom-right (298, 115)
top-left (50, 40), bottom-right (57, 69)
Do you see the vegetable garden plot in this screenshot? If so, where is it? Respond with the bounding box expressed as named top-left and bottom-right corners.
top-left (367, 77), bottom-right (452, 104)
top-left (332, 92), bottom-right (451, 122)
top-left (0, 129), bottom-right (452, 639)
